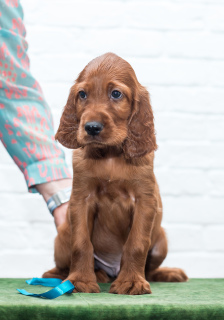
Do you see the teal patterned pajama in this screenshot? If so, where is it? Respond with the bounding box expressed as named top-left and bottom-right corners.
top-left (0, 0), bottom-right (71, 192)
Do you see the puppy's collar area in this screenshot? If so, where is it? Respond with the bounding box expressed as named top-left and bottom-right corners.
top-left (47, 187), bottom-right (72, 215)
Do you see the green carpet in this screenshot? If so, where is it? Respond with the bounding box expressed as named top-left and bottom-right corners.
top-left (0, 279), bottom-right (223, 320)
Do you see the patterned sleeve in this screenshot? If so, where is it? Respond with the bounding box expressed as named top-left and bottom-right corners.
top-left (0, 0), bottom-right (71, 193)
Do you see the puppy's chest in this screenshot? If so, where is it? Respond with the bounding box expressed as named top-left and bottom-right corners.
top-left (91, 179), bottom-right (134, 256)
top-left (96, 179), bottom-right (135, 205)
top-left (74, 157), bottom-right (136, 219)
top-left (93, 157), bottom-right (134, 181)
top-left (86, 158), bottom-right (136, 203)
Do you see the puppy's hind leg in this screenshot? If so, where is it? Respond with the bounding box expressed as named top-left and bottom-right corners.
top-left (42, 267), bottom-right (69, 280)
top-left (42, 222), bottom-right (71, 280)
top-left (95, 269), bottom-right (111, 283)
top-left (148, 267), bottom-right (188, 282)
top-left (145, 227), bottom-right (188, 282)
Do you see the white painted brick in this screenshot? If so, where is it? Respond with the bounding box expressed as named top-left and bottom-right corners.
top-left (25, 222), bottom-right (56, 250)
top-left (0, 221), bottom-right (55, 251)
top-left (27, 26), bottom-right (164, 58)
top-left (164, 224), bottom-right (203, 252)
top-left (203, 226), bottom-right (224, 251)
top-left (206, 117), bottom-right (224, 141)
top-left (204, 5), bottom-right (224, 32)
top-left (24, 0), bottom-right (126, 28)
top-left (163, 252), bottom-right (224, 278)
top-left (186, 0), bottom-right (223, 3)
top-left (40, 82), bottom-right (73, 111)
top-left (0, 194), bottom-right (51, 222)
top-left (0, 252), bottom-right (54, 278)
top-left (156, 168), bottom-right (224, 197)
top-left (155, 142), bottom-right (224, 169)
top-left (211, 62), bottom-right (224, 87)
top-left (150, 87), bottom-right (224, 114)
top-left (126, 2), bottom-right (204, 31)
top-left (0, 165), bottom-right (27, 193)
top-left (209, 171), bottom-right (224, 196)
top-left (129, 58), bottom-right (210, 86)
top-left (82, 29), bottom-right (164, 58)
top-left (30, 55), bottom-right (211, 87)
top-left (63, 149), bottom-right (73, 168)
top-left (155, 113), bottom-right (224, 141)
top-left (155, 168), bottom-right (209, 196)
top-left (162, 196), bottom-right (224, 224)
top-left (165, 32), bottom-right (224, 60)
top-left (30, 54), bottom-right (90, 84)
top-left (0, 225), bottom-right (28, 250)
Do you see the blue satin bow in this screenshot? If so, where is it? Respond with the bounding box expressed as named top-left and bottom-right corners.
top-left (17, 278), bottom-right (75, 299)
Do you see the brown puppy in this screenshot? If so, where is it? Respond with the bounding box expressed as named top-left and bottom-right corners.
top-left (43, 53), bottom-right (188, 294)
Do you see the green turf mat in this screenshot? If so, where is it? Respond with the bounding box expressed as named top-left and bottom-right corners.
top-left (0, 279), bottom-right (223, 320)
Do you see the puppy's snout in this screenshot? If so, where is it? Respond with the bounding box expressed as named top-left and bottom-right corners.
top-left (85, 122), bottom-right (104, 136)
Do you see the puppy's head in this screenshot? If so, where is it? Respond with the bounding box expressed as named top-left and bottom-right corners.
top-left (55, 53), bottom-right (157, 158)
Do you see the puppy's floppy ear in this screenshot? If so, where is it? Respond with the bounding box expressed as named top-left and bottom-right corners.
top-left (55, 87), bottom-right (79, 149)
top-left (123, 85), bottom-right (157, 158)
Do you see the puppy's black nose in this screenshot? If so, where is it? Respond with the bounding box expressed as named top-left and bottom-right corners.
top-left (85, 122), bottom-right (104, 136)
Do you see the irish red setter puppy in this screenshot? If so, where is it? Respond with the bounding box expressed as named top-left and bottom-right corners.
top-left (43, 53), bottom-right (188, 294)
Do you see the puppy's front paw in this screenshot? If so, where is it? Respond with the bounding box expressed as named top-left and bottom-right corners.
top-left (65, 277), bottom-right (100, 293)
top-left (109, 275), bottom-right (151, 295)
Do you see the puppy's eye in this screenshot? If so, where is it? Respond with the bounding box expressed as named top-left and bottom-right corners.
top-left (79, 91), bottom-right (87, 99)
top-left (111, 90), bottom-right (122, 100)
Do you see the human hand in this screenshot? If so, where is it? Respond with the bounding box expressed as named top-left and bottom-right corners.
top-left (53, 202), bottom-right (68, 229)
top-left (36, 178), bottom-right (72, 229)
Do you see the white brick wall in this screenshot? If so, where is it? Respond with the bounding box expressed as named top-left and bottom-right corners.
top-left (0, 0), bottom-right (223, 278)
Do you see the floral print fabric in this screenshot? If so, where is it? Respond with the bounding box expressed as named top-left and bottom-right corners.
top-left (0, 0), bottom-right (71, 192)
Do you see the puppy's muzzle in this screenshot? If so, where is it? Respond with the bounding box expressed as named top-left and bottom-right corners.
top-left (85, 122), bottom-right (104, 136)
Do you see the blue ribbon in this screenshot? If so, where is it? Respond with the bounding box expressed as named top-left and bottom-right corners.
top-left (17, 278), bottom-right (75, 299)
top-left (26, 278), bottom-right (62, 287)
